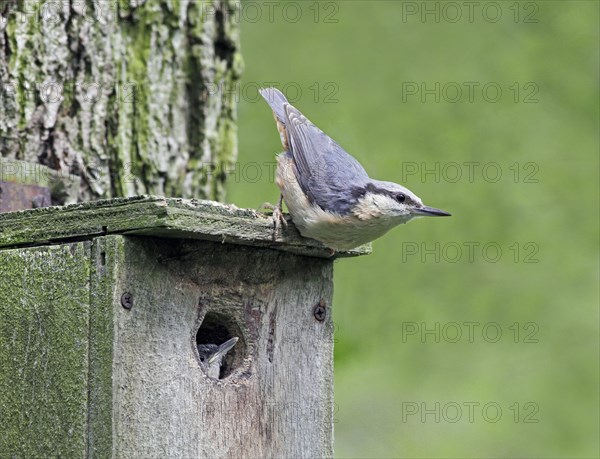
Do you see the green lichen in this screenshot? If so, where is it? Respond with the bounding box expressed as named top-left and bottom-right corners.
top-left (126, 6), bottom-right (152, 155)
top-left (4, 10), bottom-right (31, 132)
top-left (87, 236), bottom-right (123, 458)
top-left (2, 0), bottom-right (242, 202)
top-left (0, 243), bottom-right (92, 457)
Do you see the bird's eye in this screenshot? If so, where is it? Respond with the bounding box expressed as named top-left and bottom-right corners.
top-left (396, 193), bottom-right (406, 203)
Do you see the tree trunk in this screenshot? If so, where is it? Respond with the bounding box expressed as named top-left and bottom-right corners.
top-left (0, 0), bottom-right (242, 204)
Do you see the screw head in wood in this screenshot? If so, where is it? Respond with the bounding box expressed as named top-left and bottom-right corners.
top-left (121, 292), bottom-right (133, 309)
top-left (313, 300), bottom-right (326, 322)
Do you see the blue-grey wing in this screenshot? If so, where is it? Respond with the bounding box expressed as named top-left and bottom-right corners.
top-left (284, 104), bottom-right (370, 214)
top-left (260, 87), bottom-right (371, 214)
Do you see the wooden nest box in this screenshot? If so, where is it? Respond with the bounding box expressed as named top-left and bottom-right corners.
top-left (0, 196), bottom-right (369, 458)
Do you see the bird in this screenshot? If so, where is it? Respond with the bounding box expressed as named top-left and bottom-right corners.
top-left (259, 87), bottom-right (451, 251)
top-left (197, 337), bottom-right (238, 379)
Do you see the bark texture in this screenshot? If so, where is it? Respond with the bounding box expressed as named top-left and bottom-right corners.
top-left (0, 0), bottom-right (242, 203)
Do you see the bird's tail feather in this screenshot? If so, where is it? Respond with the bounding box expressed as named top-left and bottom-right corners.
top-left (259, 87), bottom-right (289, 124)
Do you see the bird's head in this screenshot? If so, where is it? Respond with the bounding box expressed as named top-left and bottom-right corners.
top-left (353, 180), bottom-right (451, 224)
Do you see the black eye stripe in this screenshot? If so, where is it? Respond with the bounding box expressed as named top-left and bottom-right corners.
top-left (351, 184), bottom-right (412, 204)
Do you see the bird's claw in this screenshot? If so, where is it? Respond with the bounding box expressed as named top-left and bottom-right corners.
top-left (272, 205), bottom-right (288, 231)
top-left (258, 201), bottom-right (288, 239)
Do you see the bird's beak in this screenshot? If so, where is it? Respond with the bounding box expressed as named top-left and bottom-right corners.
top-left (207, 337), bottom-right (239, 364)
top-left (413, 205), bottom-right (452, 217)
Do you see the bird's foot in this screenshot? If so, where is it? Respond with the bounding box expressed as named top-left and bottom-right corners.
top-left (257, 200), bottom-right (288, 239)
top-left (272, 205), bottom-right (288, 234)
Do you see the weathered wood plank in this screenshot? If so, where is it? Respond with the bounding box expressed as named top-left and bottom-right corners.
top-left (0, 195), bottom-right (371, 259)
top-left (0, 242), bottom-right (91, 457)
top-left (88, 236), bottom-right (121, 458)
top-left (111, 236), bottom-right (335, 457)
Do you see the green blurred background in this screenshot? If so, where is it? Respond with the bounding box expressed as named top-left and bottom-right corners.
top-left (227, 1), bottom-right (599, 457)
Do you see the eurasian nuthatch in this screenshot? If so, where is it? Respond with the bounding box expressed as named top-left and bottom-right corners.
top-left (260, 87), bottom-right (451, 251)
top-left (197, 337), bottom-right (238, 379)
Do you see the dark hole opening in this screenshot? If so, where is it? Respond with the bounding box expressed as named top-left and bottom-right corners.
top-left (195, 311), bottom-right (242, 380)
